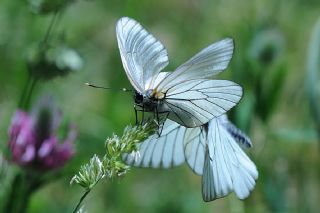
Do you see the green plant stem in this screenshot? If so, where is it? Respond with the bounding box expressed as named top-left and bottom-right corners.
top-left (42, 10), bottom-right (59, 47)
top-left (18, 75), bottom-right (38, 110)
top-left (18, 11), bottom-right (59, 110)
top-left (4, 172), bottom-right (43, 213)
top-left (18, 73), bottom-right (31, 108)
top-left (24, 77), bottom-right (38, 110)
top-left (72, 190), bottom-right (91, 213)
top-left (71, 175), bottom-right (104, 213)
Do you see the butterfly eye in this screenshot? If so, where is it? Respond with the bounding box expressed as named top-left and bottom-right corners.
top-left (134, 92), bottom-right (143, 104)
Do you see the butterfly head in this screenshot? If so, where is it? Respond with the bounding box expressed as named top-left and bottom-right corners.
top-left (134, 89), bottom-right (165, 111)
top-left (134, 91), bottom-right (144, 104)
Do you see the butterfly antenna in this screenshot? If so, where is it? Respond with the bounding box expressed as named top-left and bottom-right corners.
top-left (85, 82), bottom-right (133, 92)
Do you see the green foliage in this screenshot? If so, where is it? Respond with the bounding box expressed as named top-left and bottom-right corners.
top-left (0, 153), bottom-right (7, 182)
top-left (306, 17), bottom-right (320, 135)
top-left (28, 0), bottom-right (75, 14)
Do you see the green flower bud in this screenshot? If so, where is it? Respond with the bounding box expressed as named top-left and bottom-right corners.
top-left (27, 44), bottom-right (83, 80)
top-left (248, 29), bottom-right (285, 66)
top-left (28, 0), bottom-right (74, 14)
top-left (70, 155), bottom-right (105, 190)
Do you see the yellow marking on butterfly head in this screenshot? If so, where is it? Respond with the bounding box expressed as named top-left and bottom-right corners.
top-left (151, 89), bottom-right (165, 100)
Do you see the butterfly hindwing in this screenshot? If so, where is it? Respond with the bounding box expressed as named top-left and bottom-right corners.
top-left (202, 118), bottom-right (258, 201)
top-left (123, 120), bottom-right (185, 168)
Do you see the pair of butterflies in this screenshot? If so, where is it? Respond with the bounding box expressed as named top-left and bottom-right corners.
top-left (116, 17), bottom-right (258, 201)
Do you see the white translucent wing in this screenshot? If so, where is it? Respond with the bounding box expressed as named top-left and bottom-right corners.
top-left (184, 126), bottom-right (206, 175)
top-left (202, 147), bottom-right (214, 201)
top-left (152, 72), bottom-right (170, 87)
top-left (116, 17), bottom-right (169, 93)
top-left (156, 38), bottom-right (234, 91)
top-left (162, 79), bottom-right (242, 128)
top-left (123, 120), bottom-right (185, 168)
top-left (202, 119), bottom-right (258, 201)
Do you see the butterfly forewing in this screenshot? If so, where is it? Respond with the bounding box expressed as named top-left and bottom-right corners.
top-left (155, 38), bottom-right (234, 92)
top-left (160, 79), bottom-right (243, 127)
top-left (116, 17), bottom-right (169, 93)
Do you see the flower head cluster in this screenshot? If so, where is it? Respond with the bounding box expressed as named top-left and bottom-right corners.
top-left (70, 155), bottom-right (105, 191)
top-left (103, 123), bottom-right (156, 178)
top-left (71, 122), bottom-right (156, 190)
top-left (8, 96), bottom-right (76, 170)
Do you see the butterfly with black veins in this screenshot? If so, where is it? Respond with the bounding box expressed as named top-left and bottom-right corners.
top-left (116, 17), bottom-right (242, 128)
top-left (122, 115), bottom-right (258, 201)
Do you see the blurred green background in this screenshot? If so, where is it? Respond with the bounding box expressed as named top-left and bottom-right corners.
top-left (0, 0), bottom-right (320, 212)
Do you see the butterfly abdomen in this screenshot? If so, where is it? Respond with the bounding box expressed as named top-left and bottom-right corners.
top-left (224, 123), bottom-right (252, 148)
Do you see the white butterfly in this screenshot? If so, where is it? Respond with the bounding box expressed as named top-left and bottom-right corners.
top-left (123, 115), bottom-right (258, 201)
top-left (116, 17), bottom-right (242, 128)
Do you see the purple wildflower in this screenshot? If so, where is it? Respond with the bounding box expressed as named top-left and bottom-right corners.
top-left (8, 97), bottom-right (76, 170)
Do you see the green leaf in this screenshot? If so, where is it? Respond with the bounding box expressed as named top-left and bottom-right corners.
top-left (271, 128), bottom-right (317, 144)
top-left (234, 90), bottom-right (255, 132)
top-left (264, 64), bottom-right (287, 119)
top-left (306, 17), bottom-right (320, 132)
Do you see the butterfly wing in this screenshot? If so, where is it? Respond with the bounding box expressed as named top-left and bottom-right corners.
top-left (202, 118), bottom-right (258, 201)
top-left (123, 120), bottom-right (186, 168)
top-left (116, 17), bottom-right (169, 92)
top-left (156, 38), bottom-right (234, 92)
top-left (160, 79), bottom-right (242, 128)
top-left (183, 126), bottom-right (206, 175)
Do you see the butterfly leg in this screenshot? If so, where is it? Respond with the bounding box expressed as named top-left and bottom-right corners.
top-left (141, 105), bottom-right (145, 125)
top-left (134, 105), bottom-right (139, 125)
top-left (155, 107), bottom-right (160, 124)
top-left (158, 112), bottom-right (169, 136)
top-left (154, 107), bottom-right (161, 136)
top-left (154, 109), bottom-right (169, 136)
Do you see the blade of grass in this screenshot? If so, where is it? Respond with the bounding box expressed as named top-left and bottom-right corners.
top-left (306, 17), bottom-right (320, 147)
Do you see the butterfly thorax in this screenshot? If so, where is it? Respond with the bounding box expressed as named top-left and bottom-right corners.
top-left (134, 89), bottom-right (165, 111)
